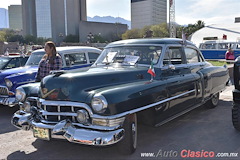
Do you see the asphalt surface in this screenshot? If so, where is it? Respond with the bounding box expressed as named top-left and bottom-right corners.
top-left (0, 84), bottom-right (239, 160)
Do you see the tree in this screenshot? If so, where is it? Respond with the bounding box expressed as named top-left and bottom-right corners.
top-left (122, 23), bottom-right (169, 39)
top-left (4, 29), bottom-right (15, 42)
top-left (63, 34), bottom-right (79, 43)
top-left (176, 20), bottom-right (205, 39)
top-left (141, 25), bottom-right (152, 38)
top-left (0, 31), bottom-right (6, 42)
top-left (93, 34), bottom-right (106, 43)
top-left (24, 35), bottom-right (37, 44)
top-left (195, 20), bottom-right (205, 29)
top-left (122, 28), bottom-right (142, 39)
top-left (150, 23), bottom-right (169, 38)
top-left (8, 35), bottom-right (24, 44)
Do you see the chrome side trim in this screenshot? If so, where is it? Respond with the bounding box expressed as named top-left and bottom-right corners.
top-left (93, 89), bottom-right (196, 119)
top-left (35, 89), bottom-right (195, 120)
top-left (155, 102), bottom-right (203, 127)
top-left (17, 80), bottom-right (36, 85)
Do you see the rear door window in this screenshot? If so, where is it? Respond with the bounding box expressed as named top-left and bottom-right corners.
top-left (88, 52), bottom-right (100, 63)
top-left (184, 48), bottom-right (203, 63)
top-left (163, 47), bottom-right (185, 65)
top-left (64, 53), bottom-right (87, 66)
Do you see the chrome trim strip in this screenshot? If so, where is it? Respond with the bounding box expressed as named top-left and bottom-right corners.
top-left (57, 105), bottom-right (61, 121)
top-left (35, 89), bottom-right (195, 120)
top-left (41, 111), bottom-right (77, 117)
top-left (39, 99), bottom-right (94, 116)
top-left (93, 89), bottom-right (196, 119)
top-left (17, 80), bottom-right (35, 85)
top-left (71, 106), bottom-right (75, 121)
top-left (40, 119), bottom-right (121, 131)
top-left (155, 101), bottom-right (203, 127)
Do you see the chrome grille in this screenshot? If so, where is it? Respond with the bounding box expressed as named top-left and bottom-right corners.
top-left (0, 86), bottom-right (9, 96)
top-left (41, 104), bottom-right (83, 123)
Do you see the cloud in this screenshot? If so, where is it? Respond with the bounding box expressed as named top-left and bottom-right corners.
top-left (176, 0), bottom-right (240, 25)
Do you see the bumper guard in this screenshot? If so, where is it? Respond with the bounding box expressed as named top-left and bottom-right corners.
top-left (11, 111), bottom-right (125, 146)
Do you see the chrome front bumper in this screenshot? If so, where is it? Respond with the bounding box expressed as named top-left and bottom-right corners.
top-left (11, 110), bottom-right (125, 146)
top-left (0, 97), bottom-right (16, 106)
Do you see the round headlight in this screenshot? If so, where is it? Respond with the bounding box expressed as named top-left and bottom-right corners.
top-left (91, 94), bottom-right (108, 113)
top-left (15, 87), bottom-right (26, 102)
top-left (5, 79), bottom-right (13, 89)
top-left (77, 109), bottom-right (89, 124)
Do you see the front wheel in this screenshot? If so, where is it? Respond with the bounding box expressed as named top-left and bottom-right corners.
top-left (118, 113), bottom-right (137, 155)
top-left (206, 92), bottom-right (219, 108)
top-left (232, 102), bottom-right (240, 131)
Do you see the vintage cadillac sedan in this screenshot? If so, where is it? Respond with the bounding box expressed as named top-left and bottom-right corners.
top-left (12, 38), bottom-right (229, 154)
top-left (0, 46), bottom-right (101, 106)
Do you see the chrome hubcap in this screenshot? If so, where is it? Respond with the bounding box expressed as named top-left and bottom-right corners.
top-left (212, 93), bottom-right (219, 105)
top-left (132, 122), bottom-right (137, 149)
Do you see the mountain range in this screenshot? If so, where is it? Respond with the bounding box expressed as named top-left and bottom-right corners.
top-left (87, 16), bottom-right (131, 29)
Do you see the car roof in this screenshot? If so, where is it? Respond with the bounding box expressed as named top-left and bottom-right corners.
top-left (0, 55), bottom-right (29, 58)
top-left (106, 38), bottom-right (196, 47)
top-left (32, 46), bottom-right (102, 54)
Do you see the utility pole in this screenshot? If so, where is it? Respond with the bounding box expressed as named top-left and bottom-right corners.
top-left (169, 0), bottom-right (176, 38)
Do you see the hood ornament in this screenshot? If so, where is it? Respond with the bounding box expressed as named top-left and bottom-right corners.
top-left (40, 88), bottom-right (56, 99)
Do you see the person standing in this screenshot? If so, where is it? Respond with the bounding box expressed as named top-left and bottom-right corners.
top-left (35, 41), bottom-right (62, 82)
top-left (225, 48), bottom-right (235, 60)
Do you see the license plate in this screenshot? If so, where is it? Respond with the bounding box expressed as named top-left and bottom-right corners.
top-left (33, 127), bottom-right (50, 140)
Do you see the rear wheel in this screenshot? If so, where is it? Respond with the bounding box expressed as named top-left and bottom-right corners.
top-left (206, 92), bottom-right (219, 108)
top-left (232, 102), bottom-right (240, 131)
top-left (118, 113), bottom-right (137, 154)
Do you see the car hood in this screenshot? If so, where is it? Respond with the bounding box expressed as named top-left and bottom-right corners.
top-left (40, 65), bottom-right (152, 102)
top-left (0, 66), bottom-right (38, 75)
top-left (0, 66), bottom-right (38, 85)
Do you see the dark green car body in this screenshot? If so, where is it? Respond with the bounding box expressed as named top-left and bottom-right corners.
top-left (12, 38), bottom-right (229, 154)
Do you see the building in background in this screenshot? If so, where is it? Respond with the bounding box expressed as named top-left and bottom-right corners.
top-left (22, 0), bottom-right (36, 36)
top-left (22, 0), bottom-right (127, 43)
top-left (0, 8), bottom-right (9, 29)
top-left (8, 5), bottom-right (22, 30)
top-left (131, 0), bottom-right (167, 29)
top-left (22, 0), bottom-right (84, 43)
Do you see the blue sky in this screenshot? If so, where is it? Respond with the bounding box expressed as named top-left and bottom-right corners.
top-left (1, 0), bottom-right (240, 25)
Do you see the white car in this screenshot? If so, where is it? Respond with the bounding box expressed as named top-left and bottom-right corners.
top-left (0, 46), bottom-right (102, 106)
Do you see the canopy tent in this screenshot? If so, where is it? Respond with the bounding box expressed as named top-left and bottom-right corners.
top-left (190, 23), bottom-right (240, 47)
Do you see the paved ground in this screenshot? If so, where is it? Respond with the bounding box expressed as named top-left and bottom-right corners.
top-left (0, 85), bottom-right (239, 160)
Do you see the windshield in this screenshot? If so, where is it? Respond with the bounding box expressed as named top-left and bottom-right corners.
top-left (25, 51), bottom-right (45, 66)
top-left (94, 46), bottom-right (162, 66)
top-left (0, 57), bottom-right (10, 69)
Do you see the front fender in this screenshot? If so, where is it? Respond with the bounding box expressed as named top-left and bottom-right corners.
top-left (90, 80), bottom-right (167, 115)
top-left (7, 71), bottom-right (37, 85)
top-left (18, 82), bottom-right (40, 98)
top-left (199, 65), bottom-right (229, 97)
